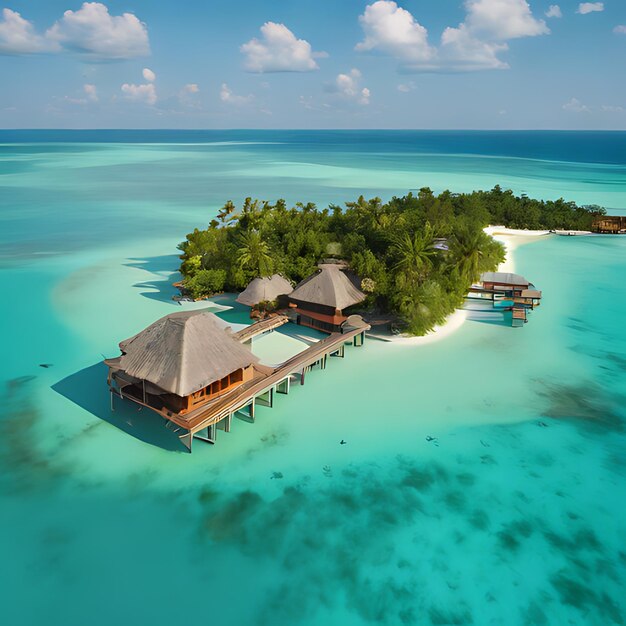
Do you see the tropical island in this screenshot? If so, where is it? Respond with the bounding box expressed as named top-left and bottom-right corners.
top-left (177, 186), bottom-right (604, 336)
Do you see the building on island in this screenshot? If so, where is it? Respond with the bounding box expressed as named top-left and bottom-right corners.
top-left (236, 274), bottom-right (293, 307)
top-left (288, 263), bottom-right (366, 333)
top-left (105, 310), bottom-right (258, 417)
top-left (592, 215), bottom-right (626, 234)
top-left (470, 272), bottom-right (542, 327)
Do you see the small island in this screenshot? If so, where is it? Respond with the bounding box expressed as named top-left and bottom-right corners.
top-left (177, 186), bottom-right (604, 335)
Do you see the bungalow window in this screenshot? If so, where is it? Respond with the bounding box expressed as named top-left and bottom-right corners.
top-left (229, 369), bottom-right (243, 385)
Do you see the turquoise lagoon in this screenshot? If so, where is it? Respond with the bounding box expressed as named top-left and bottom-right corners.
top-left (1, 131), bottom-right (625, 626)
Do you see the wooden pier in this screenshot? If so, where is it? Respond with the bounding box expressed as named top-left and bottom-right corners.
top-left (468, 272), bottom-right (542, 327)
top-left (110, 322), bottom-right (369, 452)
top-left (232, 314), bottom-right (289, 343)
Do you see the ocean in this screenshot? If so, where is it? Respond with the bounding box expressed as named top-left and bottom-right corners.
top-left (1, 131), bottom-right (625, 626)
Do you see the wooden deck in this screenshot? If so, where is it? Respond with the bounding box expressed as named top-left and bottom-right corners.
top-left (112, 323), bottom-right (369, 451)
top-left (232, 315), bottom-right (289, 343)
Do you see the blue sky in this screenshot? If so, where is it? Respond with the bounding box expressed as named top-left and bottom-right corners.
top-left (0, 0), bottom-right (624, 129)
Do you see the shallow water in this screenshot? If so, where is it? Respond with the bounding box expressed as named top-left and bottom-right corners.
top-left (1, 132), bottom-right (625, 626)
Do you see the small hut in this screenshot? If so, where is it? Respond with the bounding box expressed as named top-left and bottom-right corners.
top-left (236, 274), bottom-right (293, 307)
top-left (289, 264), bottom-right (366, 333)
top-left (105, 310), bottom-right (258, 417)
top-left (592, 215), bottom-right (626, 234)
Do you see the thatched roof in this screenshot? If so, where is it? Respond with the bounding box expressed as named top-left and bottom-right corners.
top-left (290, 264), bottom-right (366, 310)
top-left (236, 274), bottom-right (293, 306)
top-left (480, 272), bottom-right (530, 287)
top-left (116, 310), bottom-right (257, 397)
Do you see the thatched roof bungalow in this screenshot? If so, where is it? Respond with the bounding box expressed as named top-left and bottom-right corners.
top-left (289, 264), bottom-right (366, 333)
top-left (105, 310), bottom-right (257, 417)
top-left (236, 274), bottom-right (293, 307)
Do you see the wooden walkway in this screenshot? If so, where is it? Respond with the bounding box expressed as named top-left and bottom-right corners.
top-left (232, 315), bottom-right (289, 343)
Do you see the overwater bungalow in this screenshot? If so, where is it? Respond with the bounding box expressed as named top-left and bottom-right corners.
top-left (470, 272), bottom-right (542, 327)
top-left (592, 215), bottom-right (626, 234)
top-left (105, 307), bottom-right (370, 451)
top-left (288, 263), bottom-right (366, 333)
top-left (236, 274), bottom-right (293, 307)
top-left (105, 310), bottom-right (258, 418)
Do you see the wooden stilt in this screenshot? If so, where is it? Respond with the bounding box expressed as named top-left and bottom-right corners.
top-left (180, 430), bottom-right (193, 453)
top-left (110, 390), bottom-right (114, 411)
top-left (249, 399), bottom-right (255, 420)
top-left (301, 369), bottom-right (306, 385)
top-left (277, 377), bottom-right (290, 394)
top-left (269, 387), bottom-right (274, 408)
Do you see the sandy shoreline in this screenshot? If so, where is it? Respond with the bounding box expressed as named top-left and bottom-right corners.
top-left (385, 226), bottom-right (552, 346)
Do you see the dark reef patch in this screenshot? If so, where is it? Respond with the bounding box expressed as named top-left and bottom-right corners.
top-left (535, 380), bottom-right (624, 432)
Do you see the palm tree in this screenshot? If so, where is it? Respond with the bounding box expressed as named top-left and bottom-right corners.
top-left (449, 225), bottom-right (489, 283)
top-left (216, 200), bottom-right (238, 225)
top-left (237, 231), bottom-right (273, 277)
top-left (391, 223), bottom-right (438, 285)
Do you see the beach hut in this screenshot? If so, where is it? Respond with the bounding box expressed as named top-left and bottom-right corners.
top-left (105, 310), bottom-right (258, 417)
top-left (289, 264), bottom-right (366, 333)
top-left (236, 274), bottom-right (293, 307)
top-left (592, 215), bottom-right (626, 234)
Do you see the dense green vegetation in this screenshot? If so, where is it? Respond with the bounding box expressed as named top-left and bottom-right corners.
top-left (177, 186), bottom-right (603, 335)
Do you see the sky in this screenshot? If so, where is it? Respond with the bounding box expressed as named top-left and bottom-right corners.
top-left (0, 0), bottom-right (624, 129)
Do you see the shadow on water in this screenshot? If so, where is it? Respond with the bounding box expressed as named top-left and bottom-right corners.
top-left (125, 255), bottom-right (181, 304)
top-left (52, 362), bottom-right (186, 452)
top-left (465, 310), bottom-right (511, 328)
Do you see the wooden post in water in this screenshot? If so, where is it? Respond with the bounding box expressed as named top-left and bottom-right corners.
top-left (180, 430), bottom-right (192, 453)
top-left (249, 399), bottom-right (255, 420)
top-left (208, 424), bottom-right (217, 442)
top-left (224, 413), bottom-right (232, 433)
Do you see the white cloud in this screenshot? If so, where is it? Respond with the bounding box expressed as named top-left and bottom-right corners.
top-left (601, 105), bottom-right (625, 113)
top-left (397, 81), bottom-right (416, 92)
top-left (562, 97), bottom-right (590, 113)
top-left (0, 8), bottom-right (54, 54)
top-left (439, 24), bottom-right (509, 71)
top-left (577, 3), bottom-right (604, 14)
top-left (463, 0), bottom-right (549, 40)
top-left (220, 83), bottom-right (253, 105)
top-left (47, 2), bottom-right (149, 59)
top-left (328, 69), bottom-right (371, 105)
top-left (142, 67), bottom-right (156, 82)
top-left (355, 1), bottom-right (434, 63)
top-left (614, 25), bottom-right (626, 35)
top-left (356, 0), bottom-right (548, 72)
top-left (545, 5), bottom-right (562, 18)
top-left (84, 83), bottom-right (98, 101)
top-left (183, 83), bottom-right (199, 94)
top-left (241, 22), bottom-right (321, 72)
top-left (121, 82), bottom-right (156, 105)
